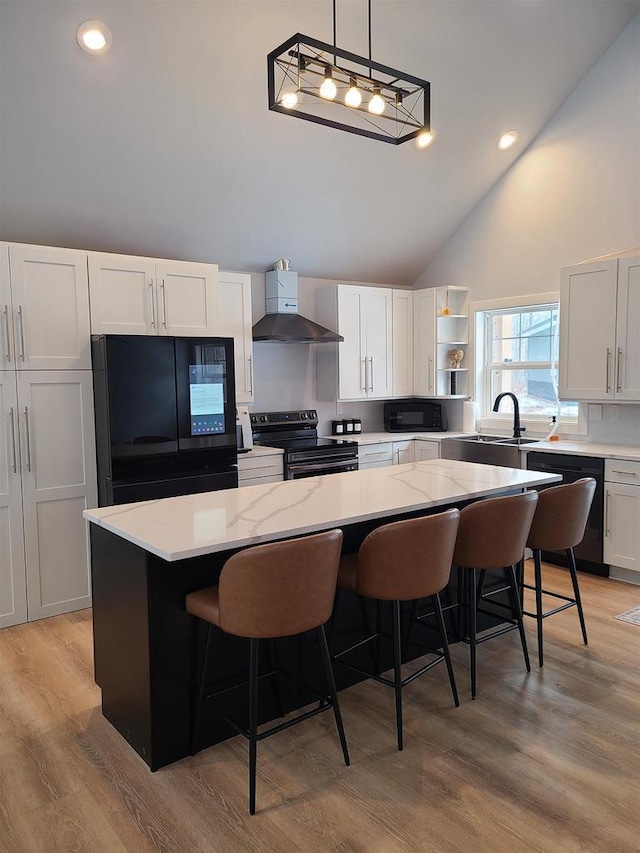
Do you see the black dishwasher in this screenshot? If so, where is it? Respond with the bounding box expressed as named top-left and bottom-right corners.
top-left (526, 452), bottom-right (608, 577)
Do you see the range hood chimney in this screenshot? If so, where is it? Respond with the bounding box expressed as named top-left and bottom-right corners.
top-left (252, 261), bottom-right (343, 343)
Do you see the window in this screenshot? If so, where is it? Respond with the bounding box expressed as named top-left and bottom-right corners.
top-left (478, 301), bottom-right (578, 420)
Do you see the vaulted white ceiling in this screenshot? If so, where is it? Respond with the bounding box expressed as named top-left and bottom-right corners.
top-left (0, 1), bottom-right (638, 285)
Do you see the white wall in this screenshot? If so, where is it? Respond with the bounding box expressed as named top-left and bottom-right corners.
top-left (414, 14), bottom-right (640, 442)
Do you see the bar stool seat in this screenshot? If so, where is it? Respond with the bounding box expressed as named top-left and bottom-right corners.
top-left (453, 490), bottom-right (538, 699)
top-left (332, 508), bottom-right (460, 751)
top-left (524, 477), bottom-right (596, 666)
top-left (186, 529), bottom-right (349, 815)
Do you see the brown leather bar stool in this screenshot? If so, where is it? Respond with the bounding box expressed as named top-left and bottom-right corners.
top-left (524, 477), bottom-right (596, 666)
top-left (332, 508), bottom-right (460, 751)
top-left (186, 529), bottom-right (349, 815)
top-left (453, 490), bottom-right (538, 699)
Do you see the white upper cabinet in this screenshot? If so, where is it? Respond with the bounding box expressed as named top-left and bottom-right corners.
top-left (217, 271), bottom-right (254, 403)
top-left (88, 252), bottom-right (218, 337)
top-left (413, 288), bottom-right (436, 396)
top-left (413, 286), bottom-right (469, 398)
top-left (392, 290), bottom-right (414, 397)
top-left (0, 243), bottom-right (91, 370)
top-left (316, 284), bottom-right (393, 401)
top-left (559, 255), bottom-right (640, 401)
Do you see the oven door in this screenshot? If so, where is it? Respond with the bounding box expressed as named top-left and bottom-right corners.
top-left (286, 458), bottom-right (359, 480)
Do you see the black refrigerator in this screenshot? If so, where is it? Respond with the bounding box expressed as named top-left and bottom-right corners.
top-left (92, 335), bottom-right (238, 506)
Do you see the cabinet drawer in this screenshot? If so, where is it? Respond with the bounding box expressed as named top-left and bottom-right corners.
top-left (238, 474), bottom-right (283, 488)
top-left (358, 443), bottom-right (394, 466)
top-left (415, 441), bottom-right (439, 461)
top-left (605, 459), bottom-right (640, 485)
top-left (238, 454), bottom-right (284, 477)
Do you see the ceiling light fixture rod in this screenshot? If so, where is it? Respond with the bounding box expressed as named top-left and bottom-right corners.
top-left (368, 0), bottom-right (372, 69)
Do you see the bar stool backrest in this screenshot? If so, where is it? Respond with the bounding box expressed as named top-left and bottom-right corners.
top-left (218, 529), bottom-right (343, 638)
top-left (356, 508), bottom-right (460, 601)
top-left (454, 491), bottom-right (538, 570)
top-left (527, 477), bottom-right (596, 551)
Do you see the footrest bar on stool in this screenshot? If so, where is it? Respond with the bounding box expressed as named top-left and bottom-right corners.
top-left (523, 600), bottom-right (576, 619)
top-left (219, 700), bottom-right (334, 743)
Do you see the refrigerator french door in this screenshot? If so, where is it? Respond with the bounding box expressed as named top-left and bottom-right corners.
top-left (92, 335), bottom-right (237, 505)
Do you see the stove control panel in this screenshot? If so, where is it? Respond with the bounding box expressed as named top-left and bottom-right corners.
top-left (250, 410), bottom-right (318, 427)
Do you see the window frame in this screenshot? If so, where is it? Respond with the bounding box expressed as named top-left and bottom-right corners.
top-left (470, 292), bottom-right (587, 437)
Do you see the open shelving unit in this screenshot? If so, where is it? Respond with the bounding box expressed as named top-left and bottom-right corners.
top-left (435, 286), bottom-right (469, 397)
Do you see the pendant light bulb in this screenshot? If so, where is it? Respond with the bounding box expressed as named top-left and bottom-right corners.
top-left (368, 88), bottom-right (385, 116)
top-left (280, 90), bottom-right (299, 109)
top-left (345, 78), bottom-right (362, 108)
top-left (320, 67), bottom-right (337, 101)
top-left (416, 128), bottom-right (436, 149)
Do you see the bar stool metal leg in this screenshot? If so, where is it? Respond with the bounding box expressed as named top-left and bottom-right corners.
top-left (506, 565), bottom-right (531, 672)
top-left (391, 600), bottom-right (403, 750)
top-left (315, 625), bottom-right (350, 766)
top-left (469, 568), bottom-right (478, 700)
top-left (566, 547), bottom-right (588, 646)
top-left (432, 593), bottom-right (459, 707)
top-left (533, 549), bottom-right (545, 666)
top-left (248, 638), bottom-right (259, 816)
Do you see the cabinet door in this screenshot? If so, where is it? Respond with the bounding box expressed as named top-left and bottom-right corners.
top-left (364, 289), bottom-right (393, 398)
top-left (604, 483), bottom-right (640, 572)
top-left (88, 252), bottom-right (157, 335)
top-left (19, 371), bottom-right (97, 621)
top-left (415, 441), bottom-right (439, 461)
top-left (392, 440), bottom-right (415, 465)
top-left (392, 290), bottom-right (413, 397)
top-left (337, 287), bottom-right (367, 400)
top-left (0, 373), bottom-right (27, 628)
top-left (9, 244), bottom-right (91, 369)
top-left (559, 260), bottom-right (617, 400)
top-left (614, 257), bottom-right (640, 401)
top-left (413, 289), bottom-right (436, 396)
top-left (218, 272), bottom-right (254, 403)
top-left (157, 261), bottom-right (218, 337)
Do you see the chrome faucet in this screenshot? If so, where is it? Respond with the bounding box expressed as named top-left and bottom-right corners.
top-left (492, 392), bottom-right (526, 439)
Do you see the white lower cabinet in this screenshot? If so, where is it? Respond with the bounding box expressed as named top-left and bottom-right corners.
top-left (415, 441), bottom-right (440, 461)
top-left (392, 440), bottom-right (415, 465)
top-left (237, 453), bottom-right (283, 487)
top-left (604, 460), bottom-right (640, 574)
top-left (358, 443), bottom-right (394, 469)
top-left (0, 370), bottom-right (97, 627)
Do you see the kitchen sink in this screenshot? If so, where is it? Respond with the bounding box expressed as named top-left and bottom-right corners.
top-left (441, 435), bottom-right (538, 468)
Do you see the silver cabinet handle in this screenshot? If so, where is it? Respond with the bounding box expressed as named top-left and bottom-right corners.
top-left (369, 356), bottom-right (374, 392)
top-left (247, 355), bottom-right (253, 394)
top-left (428, 356), bottom-right (434, 393)
top-left (148, 279), bottom-right (156, 328)
top-left (161, 279), bottom-right (168, 328)
top-left (9, 407), bottom-right (17, 473)
top-left (616, 347), bottom-right (623, 393)
top-left (23, 406), bottom-right (32, 471)
top-left (3, 305), bottom-right (11, 362)
top-left (611, 469), bottom-right (637, 476)
top-left (605, 490), bottom-right (611, 537)
top-left (361, 358), bottom-right (367, 391)
top-left (17, 305), bottom-right (25, 361)
top-left (606, 348), bottom-right (612, 393)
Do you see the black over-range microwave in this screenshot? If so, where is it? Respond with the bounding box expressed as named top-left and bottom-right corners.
top-left (384, 399), bottom-right (444, 432)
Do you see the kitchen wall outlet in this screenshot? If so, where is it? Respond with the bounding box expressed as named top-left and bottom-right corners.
top-left (336, 401), bottom-right (343, 416)
top-left (588, 404), bottom-right (602, 421)
top-left (609, 405), bottom-right (619, 420)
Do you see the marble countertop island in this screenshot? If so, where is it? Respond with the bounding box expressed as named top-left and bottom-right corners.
top-left (84, 459), bottom-right (560, 562)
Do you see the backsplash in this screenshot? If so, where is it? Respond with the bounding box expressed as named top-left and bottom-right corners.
top-left (586, 404), bottom-right (640, 445)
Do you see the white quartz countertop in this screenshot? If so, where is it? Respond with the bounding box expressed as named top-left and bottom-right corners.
top-left (84, 459), bottom-right (559, 563)
top-left (521, 440), bottom-right (640, 461)
top-left (237, 445), bottom-right (284, 459)
top-left (321, 432), bottom-right (475, 445)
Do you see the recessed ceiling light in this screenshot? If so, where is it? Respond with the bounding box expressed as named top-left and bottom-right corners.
top-left (77, 21), bottom-right (112, 55)
top-left (497, 130), bottom-right (518, 150)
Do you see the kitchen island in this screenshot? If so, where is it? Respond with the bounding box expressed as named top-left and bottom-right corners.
top-left (84, 459), bottom-right (560, 770)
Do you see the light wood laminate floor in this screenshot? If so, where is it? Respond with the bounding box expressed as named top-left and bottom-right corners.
top-left (0, 562), bottom-right (638, 853)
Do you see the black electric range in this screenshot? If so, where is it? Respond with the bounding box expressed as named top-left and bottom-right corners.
top-left (250, 410), bottom-right (359, 480)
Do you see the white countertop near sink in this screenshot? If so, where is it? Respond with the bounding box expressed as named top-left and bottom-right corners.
top-left (520, 440), bottom-right (640, 461)
top-left (322, 431), bottom-right (475, 445)
top-left (84, 459), bottom-right (559, 562)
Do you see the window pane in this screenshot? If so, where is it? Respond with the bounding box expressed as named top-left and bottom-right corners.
top-left (490, 368), bottom-right (562, 416)
top-left (492, 337), bottom-right (520, 363)
top-left (521, 335), bottom-right (552, 362)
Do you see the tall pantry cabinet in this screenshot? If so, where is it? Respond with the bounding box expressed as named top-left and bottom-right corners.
top-left (0, 244), bottom-right (97, 627)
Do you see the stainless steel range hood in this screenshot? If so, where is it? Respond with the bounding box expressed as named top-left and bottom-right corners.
top-left (252, 264), bottom-right (343, 343)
